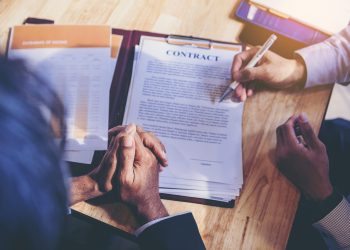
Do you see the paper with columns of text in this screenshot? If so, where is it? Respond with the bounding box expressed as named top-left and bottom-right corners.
top-left (8, 25), bottom-right (123, 164)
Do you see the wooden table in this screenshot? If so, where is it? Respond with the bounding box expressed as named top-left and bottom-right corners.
top-left (0, 0), bottom-right (333, 249)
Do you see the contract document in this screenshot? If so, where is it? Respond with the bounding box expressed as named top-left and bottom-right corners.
top-left (123, 36), bottom-right (244, 204)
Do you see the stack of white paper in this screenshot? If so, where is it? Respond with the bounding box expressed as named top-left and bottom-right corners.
top-left (8, 25), bottom-right (122, 164)
top-left (123, 36), bottom-right (244, 203)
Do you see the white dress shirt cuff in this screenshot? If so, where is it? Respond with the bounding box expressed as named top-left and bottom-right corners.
top-left (313, 197), bottom-right (350, 249)
top-left (296, 43), bottom-right (338, 89)
top-left (135, 211), bottom-right (191, 237)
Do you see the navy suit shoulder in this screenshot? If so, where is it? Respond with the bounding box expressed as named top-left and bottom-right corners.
top-left (137, 213), bottom-right (205, 250)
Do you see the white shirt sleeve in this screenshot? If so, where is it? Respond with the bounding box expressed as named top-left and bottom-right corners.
top-left (313, 197), bottom-right (350, 249)
top-left (296, 25), bottom-right (350, 88)
top-left (134, 211), bottom-right (191, 237)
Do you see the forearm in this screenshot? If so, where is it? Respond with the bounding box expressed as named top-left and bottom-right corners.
top-left (69, 175), bottom-right (103, 205)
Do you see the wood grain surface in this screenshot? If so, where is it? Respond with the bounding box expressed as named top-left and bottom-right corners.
top-left (0, 1), bottom-right (333, 249)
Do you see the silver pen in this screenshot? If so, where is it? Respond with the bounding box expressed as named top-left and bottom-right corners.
top-left (219, 34), bottom-right (278, 102)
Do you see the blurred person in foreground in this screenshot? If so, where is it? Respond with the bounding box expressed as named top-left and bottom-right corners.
top-left (231, 25), bottom-right (350, 249)
top-left (0, 57), bottom-right (205, 250)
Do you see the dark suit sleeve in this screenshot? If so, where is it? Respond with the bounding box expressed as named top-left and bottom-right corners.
top-left (136, 213), bottom-right (206, 250)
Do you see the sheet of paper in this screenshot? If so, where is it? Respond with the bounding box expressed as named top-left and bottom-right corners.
top-left (325, 84), bottom-right (350, 121)
top-left (67, 33), bottom-right (122, 163)
top-left (251, 0), bottom-right (350, 34)
top-left (123, 37), bottom-right (244, 202)
top-left (63, 33), bottom-right (122, 164)
top-left (159, 176), bottom-right (240, 191)
top-left (160, 188), bottom-right (237, 202)
top-left (64, 150), bottom-right (95, 164)
top-left (8, 25), bottom-right (112, 151)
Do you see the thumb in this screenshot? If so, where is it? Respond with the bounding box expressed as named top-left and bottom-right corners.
top-left (234, 67), bottom-right (265, 83)
top-left (297, 113), bottom-right (319, 148)
top-left (118, 134), bottom-right (136, 183)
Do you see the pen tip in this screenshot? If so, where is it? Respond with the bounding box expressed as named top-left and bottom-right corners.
top-left (219, 86), bottom-right (234, 103)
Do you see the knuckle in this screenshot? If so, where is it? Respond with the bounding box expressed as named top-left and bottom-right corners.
top-left (136, 125), bottom-right (144, 133)
top-left (145, 152), bottom-right (157, 165)
top-left (143, 134), bottom-right (152, 144)
top-left (147, 132), bottom-right (155, 138)
top-left (104, 182), bottom-right (112, 192)
top-left (116, 125), bottom-right (124, 130)
top-left (144, 153), bottom-right (153, 163)
top-left (143, 137), bottom-right (156, 151)
top-left (233, 53), bottom-right (241, 62)
top-left (138, 132), bottom-right (147, 142)
top-left (116, 131), bottom-right (127, 139)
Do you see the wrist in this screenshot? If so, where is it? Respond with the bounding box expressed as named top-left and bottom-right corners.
top-left (292, 54), bottom-right (307, 86)
top-left (308, 183), bottom-right (334, 202)
top-left (307, 188), bottom-right (343, 223)
top-left (136, 196), bottom-right (169, 223)
top-left (69, 175), bottom-right (103, 205)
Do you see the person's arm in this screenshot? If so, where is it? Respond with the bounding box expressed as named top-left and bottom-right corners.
top-left (275, 113), bottom-right (350, 249)
top-left (116, 127), bottom-right (205, 249)
top-left (231, 24), bottom-right (350, 101)
top-left (296, 25), bottom-right (350, 88)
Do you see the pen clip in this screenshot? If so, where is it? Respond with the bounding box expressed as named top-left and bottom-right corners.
top-left (166, 35), bottom-right (212, 49)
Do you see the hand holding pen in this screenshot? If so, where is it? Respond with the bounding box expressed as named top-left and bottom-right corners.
top-left (223, 34), bottom-right (310, 102)
top-left (219, 34), bottom-right (277, 102)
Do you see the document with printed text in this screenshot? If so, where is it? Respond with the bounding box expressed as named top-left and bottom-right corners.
top-left (123, 37), bottom-right (244, 203)
top-left (8, 25), bottom-right (123, 164)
